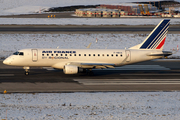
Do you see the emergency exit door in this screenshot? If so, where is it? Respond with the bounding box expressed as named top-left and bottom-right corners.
top-left (125, 50), bottom-right (131, 62)
top-left (32, 49), bottom-right (38, 62)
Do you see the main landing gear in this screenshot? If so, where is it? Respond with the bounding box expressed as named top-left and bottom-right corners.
top-left (80, 69), bottom-right (94, 76)
top-left (86, 69), bottom-right (94, 76)
top-left (23, 67), bottom-right (30, 75)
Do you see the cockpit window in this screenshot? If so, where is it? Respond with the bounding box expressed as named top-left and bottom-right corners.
top-left (13, 52), bottom-right (19, 55)
top-left (13, 52), bottom-right (24, 56)
top-left (19, 52), bottom-right (24, 55)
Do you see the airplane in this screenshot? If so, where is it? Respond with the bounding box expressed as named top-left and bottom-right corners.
top-left (3, 19), bottom-right (172, 75)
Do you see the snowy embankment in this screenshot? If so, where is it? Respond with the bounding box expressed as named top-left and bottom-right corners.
top-left (0, 33), bottom-right (179, 59)
top-left (0, 92), bottom-right (180, 119)
top-left (0, 18), bottom-right (180, 25)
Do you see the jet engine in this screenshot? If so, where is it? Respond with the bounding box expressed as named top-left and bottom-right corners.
top-left (63, 65), bottom-right (82, 74)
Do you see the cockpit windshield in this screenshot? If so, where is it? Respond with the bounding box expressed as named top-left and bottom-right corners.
top-left (13, 52), bottom-right (24, 56)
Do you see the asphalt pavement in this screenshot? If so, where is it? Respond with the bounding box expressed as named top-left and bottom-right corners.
top-left (0, 25), bottom-right (180, 33)
top-left (0, 60), bottom-right (180, 93)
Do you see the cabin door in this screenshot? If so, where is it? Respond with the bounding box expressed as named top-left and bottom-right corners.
top-left (125, 50), bottom-right (131, 62)
top-left (32, 49), bottom-right (38, 62)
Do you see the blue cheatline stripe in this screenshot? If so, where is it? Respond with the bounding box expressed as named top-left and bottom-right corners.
top-left (140, 19), bottom-right (170, 49)
top-left (147, 23), bottom-right (169, 49)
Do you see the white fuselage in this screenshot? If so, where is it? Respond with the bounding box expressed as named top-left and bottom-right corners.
top-left (3, 48), bottom-right (161, 69)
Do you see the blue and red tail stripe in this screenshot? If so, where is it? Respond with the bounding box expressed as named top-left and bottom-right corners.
top-left (140, 19), bottom-right (170, 49)
top-left (156, 37), bottom-right (166, 49)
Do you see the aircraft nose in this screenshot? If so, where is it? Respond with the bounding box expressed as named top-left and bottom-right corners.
top-left (3, 58), bottom-right (11, 65)
top-left (3, 59), bottom-right (8, 65)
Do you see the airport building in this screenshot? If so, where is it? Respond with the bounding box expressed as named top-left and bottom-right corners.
top-left (75, 0), bottom-right (180, 17)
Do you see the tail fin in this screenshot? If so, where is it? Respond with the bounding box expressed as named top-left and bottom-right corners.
top-left (130, 19), bottom-right (170, 50)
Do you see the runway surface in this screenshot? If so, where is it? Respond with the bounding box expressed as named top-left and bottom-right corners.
top-left (0, 60), bottom-right (180, 93)
top-left (0, 25), bottom-right (180, 33)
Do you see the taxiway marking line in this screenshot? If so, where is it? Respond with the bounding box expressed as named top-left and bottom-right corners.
top-left (120, 74), bottom-right (180, 75)
top-left (74, 79), bottom-right (180, 85)
top-left (74, 79), bottom-right (180, 81)
top-left (82, 83), bottom-right (180, 85)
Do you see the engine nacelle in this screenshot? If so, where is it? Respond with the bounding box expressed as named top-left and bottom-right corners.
top-left (63, 65), bottom-right (79, 74)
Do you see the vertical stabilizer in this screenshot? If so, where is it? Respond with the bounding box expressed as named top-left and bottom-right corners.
top-left (130, 19), bottom-right (170, 50)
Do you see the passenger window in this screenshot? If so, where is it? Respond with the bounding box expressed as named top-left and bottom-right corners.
top-left (102, 54), bottom-right (104, 56)
top-left (93, 54), bottom-right (95, 56)
top-left (51, 54), bottom-right (53, 56)
top-left (61, 54), bottom-right (63, 56)
top-left (47, 54), bottom-right (49, 56)
top-left (98, 54), bottom-right (100, 56)
top-left (56, 54), bottom-right (58, 56)
top-left (65, 54), bottom-right (67, 56)
top-left (70, 54), bottom-right (72, 56)
top-left (111, 54), bottom-right (113, 57)
top-left (89, 54), bottom-right (91, 56)
top-left (42, 54), bottom-right (44, 56)
top-left (74, 54), bottom-right (76, 56)
top-left (121, 55), bottom-right (122, 57)
top-left (107, 54), bottom-right (109, 56)
top-left (79, 54), bottom-right (81, 56)
top-left (84, 54), bottom-right (86, 56)
top-left (116, 54), bottom-right (118, 57)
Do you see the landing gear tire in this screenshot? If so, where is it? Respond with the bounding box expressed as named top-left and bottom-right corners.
top-left (23, 67), bottom-right (30, 76)
top-left (25, 72), bottom-right (29, 76)
top-left (88, 71), bottom-right (94, 76)
top-left (87, 70), bottom-right (94, 76)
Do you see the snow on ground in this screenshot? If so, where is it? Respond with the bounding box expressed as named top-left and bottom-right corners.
top-left (0, 18), bottom-right (180, 25)
top-left (0, 92), bottom-right (180, 119)
top-left (0, 33), bottom-right (179, 59)
top-left (0, 0), bottom-right (165, 15)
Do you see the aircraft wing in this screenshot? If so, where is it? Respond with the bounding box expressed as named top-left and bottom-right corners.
top-left (67, 62), bottom-right (115, 69)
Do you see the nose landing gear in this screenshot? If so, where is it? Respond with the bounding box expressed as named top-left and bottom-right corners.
top-left (23, 67), bottom-right (30, 75)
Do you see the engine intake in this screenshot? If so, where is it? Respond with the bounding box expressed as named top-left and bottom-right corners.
top-left (63, 65), bottom-right (79, 74)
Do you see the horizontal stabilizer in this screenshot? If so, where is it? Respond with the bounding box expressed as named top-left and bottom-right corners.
top-left (147, 51), bottom-right (172, 57)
